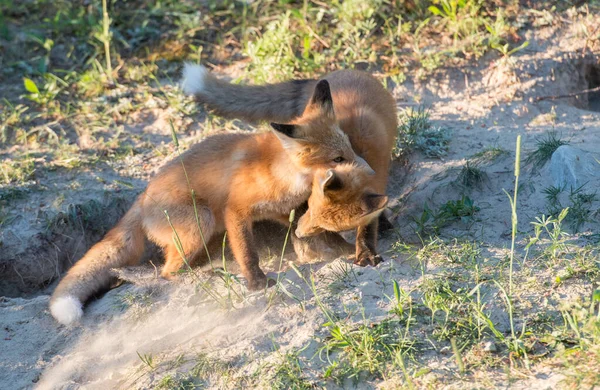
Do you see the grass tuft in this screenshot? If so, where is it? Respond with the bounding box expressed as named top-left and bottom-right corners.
top-left (456, 161), bottom-right (487, 189)
top-left (394, 107), bottom-right (451, 159)
top-left (525, 132), bottom-right (569, 170)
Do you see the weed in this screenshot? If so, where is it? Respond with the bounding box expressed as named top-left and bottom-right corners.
top-left (490, 39), bottom-right (529, 62)
top-left (0, 157), bottom-right (35, 185)
top-left (116, 290), bottom-right (153, 311)
top-left (470, 145), bottom-right (508, 165)
top-left (394, 107), bottom-right (451, 159)
top-left (77, 62), bottom-right (107, 98)
top-left (542, 184), bottom-right (565, 214)
top-left (320, 318), bottom-right (415, 383)
top-left (486, 10), bottom-right (529, 63)
top-left (525, 131), bottom-right (568, 170)
top-left (567, 186), bottom-right (598, 232)
top-left (268, 349), bottom-right (314, 390)
top-left (542, 184), bottom-right (598, 232)
top-left (556, 246), bottom-right (600, 285)
top-left (189, 353), bottom-right (232, 382)
top-left (494, 135), bottom-right (533, 364)
top-left (153, 353), bottom-right (233, 389)
top-left (244, 12), bottom-right (307, 83)
top-left (390, 280), bottom-right (413, 321)
top-left (456, 161), bottom-right (487, 189)
top-left (137, 351), bottom-right (155, 370)
top-left (393, 237), bottom-right (446, 276)
top-left (428, 0), bottom-right (489, 56)
top-left (436, 196), bottom-right (480, 227)
top-left (505, 135), bottom-right (521, 295)
top-left (324, 260), bottom-right (358, 294)
top-left (330, 0), bottom-right (384, 63)
top-left (267, 209), bottom-right (295, 303)
top-left (0, 101), bottom-right (29, 143)
top-left (552, 295), bottom-right (600, 388)
top-left (154, 375), bottom-right (182, 390)
top-left (99, 0), bottom-right (113, 82)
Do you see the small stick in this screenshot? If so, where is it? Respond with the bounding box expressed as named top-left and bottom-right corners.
top-left (535, 85), bottom-right (600, 102)
top-left (150, 261), bottom-right (158, 279)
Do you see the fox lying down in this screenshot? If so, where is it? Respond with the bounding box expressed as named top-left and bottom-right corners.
top-left (49, 79), bottom-right (388, 325)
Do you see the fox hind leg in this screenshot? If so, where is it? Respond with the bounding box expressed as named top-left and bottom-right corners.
top-left (149, 206), bottom-right (216, 279)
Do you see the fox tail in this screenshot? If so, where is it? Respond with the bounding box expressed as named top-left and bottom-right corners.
top-left (49, 198), bottom-right (145, 325)
top-left (181, 63), bottom-right (316, 123)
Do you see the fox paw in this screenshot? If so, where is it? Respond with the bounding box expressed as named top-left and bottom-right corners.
top-left (354, 253), bottom-right (384, 267)
top-left (247, 274), bottom-right (277, 291)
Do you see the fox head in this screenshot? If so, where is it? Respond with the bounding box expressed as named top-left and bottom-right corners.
top-left (295, 164), bottom-right (388, 238)
top-left (270, 80), bottom-right (371, 171)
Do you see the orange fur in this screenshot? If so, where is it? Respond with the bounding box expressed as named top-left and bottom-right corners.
top-left (184, 67), bottom-right (398, 265)
top-left (296, 164), bottom-right (388, 239)
top-left (49, 80), bottom-right (376, 324)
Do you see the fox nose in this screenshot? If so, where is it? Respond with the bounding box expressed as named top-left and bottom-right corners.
top-left (294, 228), bottom-right (306, 238)
top-left (356, 156), bottom-right (375, 175)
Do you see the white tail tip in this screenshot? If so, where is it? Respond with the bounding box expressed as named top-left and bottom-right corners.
top-left (181, 63), bottom-right (207, 95)
top-left (50, 296), bottom-right (83, 325)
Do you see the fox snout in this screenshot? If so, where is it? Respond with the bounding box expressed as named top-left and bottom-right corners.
top-left (295, 216), bottom-right (324, 238)
top-left (295, 225), bottom-right (323, 239)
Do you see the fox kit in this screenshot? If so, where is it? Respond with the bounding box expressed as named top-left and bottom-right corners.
top-left (296, 165), bottom-right (389, 239)
top-left (182, 65), bottom-right (398, 266)
top-left (49, 80), bottom-right (374, 325)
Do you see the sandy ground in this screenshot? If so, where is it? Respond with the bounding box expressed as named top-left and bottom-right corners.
top-left (1, 19), bottom-right (600, 390)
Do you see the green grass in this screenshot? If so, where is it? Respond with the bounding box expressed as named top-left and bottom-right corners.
top-left (411, 196), bottom-right (480, 237)
top-left (525, 131), bottom-right (569, 170)
top-left (0, 157), bottom-right (35, 185)
top-left (266, 349), bottom-right (314, 390)
top-left (542, 184), bottom-right (599, 232)
top-left (319, 317), bottom-right (416, 384)
top-left (394, 107), bottom-right (451, 159)
top-left (456, 161), bottom-right (487, 189)
top-left (470, 145), bottom-right (509, 165)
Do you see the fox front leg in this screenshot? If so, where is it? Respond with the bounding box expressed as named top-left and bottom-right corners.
top-left (225, 209), bottom-right (274, 290)
top-left (354, 219), bottom-right (383, 267)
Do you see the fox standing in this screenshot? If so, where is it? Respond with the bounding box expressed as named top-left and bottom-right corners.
top-left (49, 79), bottom-right (381, 325)
top-left (182, 65), bottom-right (398, 265)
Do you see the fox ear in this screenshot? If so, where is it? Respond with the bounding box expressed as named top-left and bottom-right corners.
top-left (321, 169), bottom-right (344, 194)
top-left (270, 123), bottom-right (298, 138)
top-left (271, 123), bottom-right (306, 150)
top-left (361, 193), bottom-right (388, 214)
top-left (310, 80), bottom-right (334, 118)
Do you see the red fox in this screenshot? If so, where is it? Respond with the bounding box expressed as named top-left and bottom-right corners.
top-left (49, 80), bottom-right (378, 325)
top-left (182, 65), bottom-right (398, 266)
top-left (295, 165), bottom-right (389, 239)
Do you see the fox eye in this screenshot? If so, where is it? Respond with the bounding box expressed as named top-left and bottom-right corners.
top-left (333, 156), bottom-right (345, 163)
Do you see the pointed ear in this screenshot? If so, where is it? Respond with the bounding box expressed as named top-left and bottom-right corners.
top-left (271, 123), bottom-right (307, 150)
top-left (320, 169), bottom-right (344, 195)
top-left (310, 80), bottom-right (334, 118)
top-left (270, 123), bottom-right (298, 138)
top-left (361, 193), bottom-right (388, 214)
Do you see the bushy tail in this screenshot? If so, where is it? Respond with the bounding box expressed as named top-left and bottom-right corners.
top-left (181, 63), bottom-right (316, 123)
top-left (49, 199), bottom-right (145, 325)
